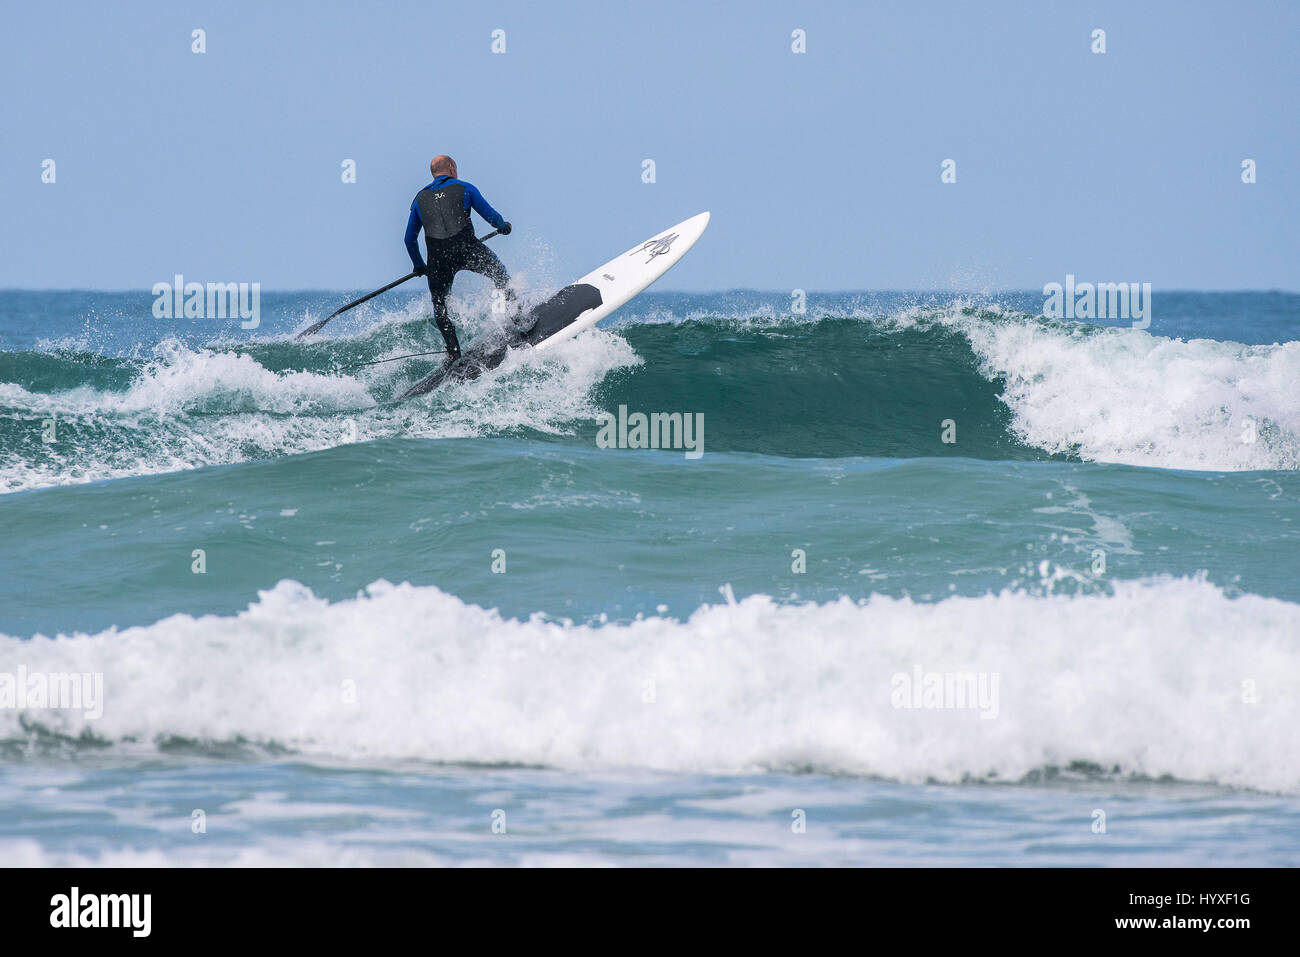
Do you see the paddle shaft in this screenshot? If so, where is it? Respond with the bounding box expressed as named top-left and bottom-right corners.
top-left (296, 229), bottom-right (503, 339)
top-left (339, 348), bottom-right (448, 371)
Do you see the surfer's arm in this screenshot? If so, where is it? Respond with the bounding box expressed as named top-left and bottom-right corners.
top-left (464, 183), bottom-right (507, 231)
top-left (404, 203), bottom-right (425, 269)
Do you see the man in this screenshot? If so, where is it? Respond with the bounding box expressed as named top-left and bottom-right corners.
top-left (404, 155), bottom-right (513, 361)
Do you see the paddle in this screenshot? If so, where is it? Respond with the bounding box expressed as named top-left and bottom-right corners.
top-left (338, 348), bottom-right (448, 372)
top-left (295, 229), bottom-right (503, 340)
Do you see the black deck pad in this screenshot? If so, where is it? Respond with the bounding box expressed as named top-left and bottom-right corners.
top-left (398, 283), bottom-right (603, 399)
top-left (522, 283), bottom-right (603, 345)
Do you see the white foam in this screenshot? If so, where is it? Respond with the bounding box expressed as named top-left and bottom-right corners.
top-left (0, 837), bottom-right (461, 867)
top-left (0, 329), bottom-right (638, 494)
top-left (4, 576), bottom-right (1297, 793)
top-left (953, 314), bottom-right (1300, 471)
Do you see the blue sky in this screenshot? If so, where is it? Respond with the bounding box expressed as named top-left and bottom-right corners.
top-left (2, 0), bottom-right (1296, 291)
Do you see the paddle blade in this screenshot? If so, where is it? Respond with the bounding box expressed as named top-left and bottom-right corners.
top-left (295, 316), bottom-right (332, 340)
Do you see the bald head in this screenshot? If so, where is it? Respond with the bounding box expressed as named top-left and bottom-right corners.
top-left (430, 155), bottom-right (458, 179)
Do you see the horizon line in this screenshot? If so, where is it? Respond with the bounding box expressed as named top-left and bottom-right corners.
top-left (2, 286), bottom-right (1298, 296)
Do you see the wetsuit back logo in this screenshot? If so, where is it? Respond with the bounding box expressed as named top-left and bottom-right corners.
top-left (633, 232), bottom-right (679, 263)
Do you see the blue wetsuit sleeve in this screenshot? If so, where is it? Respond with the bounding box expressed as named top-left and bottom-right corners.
top-left (463, 183), bottom-right (506, 231)
top-left (404, 202), bottom-right (424, 268)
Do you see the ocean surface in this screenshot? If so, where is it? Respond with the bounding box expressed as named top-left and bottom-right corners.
top-left (1, 286), bottom-right (1297, 866)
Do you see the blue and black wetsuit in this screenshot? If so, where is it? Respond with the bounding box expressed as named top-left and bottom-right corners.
top-left (405, 176), bottom-right (511, 359)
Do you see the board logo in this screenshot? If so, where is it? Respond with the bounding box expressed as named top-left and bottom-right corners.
top-left (633, 232), bottom-right (679, 263)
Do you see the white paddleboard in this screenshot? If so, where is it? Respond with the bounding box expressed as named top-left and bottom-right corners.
top-left (531, 210), bottom-right (710, 352)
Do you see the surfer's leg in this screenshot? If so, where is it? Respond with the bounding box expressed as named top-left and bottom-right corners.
top-left (425, 266), bottom-right (461, 360)
top-left (433, 301), bottom-right (461, 361)
top-left (461, 239), bottom-right (521, 330)
top-left (462, 240), bottom-right (514, 297)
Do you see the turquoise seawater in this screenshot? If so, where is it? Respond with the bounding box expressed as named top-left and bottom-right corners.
top-left (0, 288), bottom-right (1297, 865)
